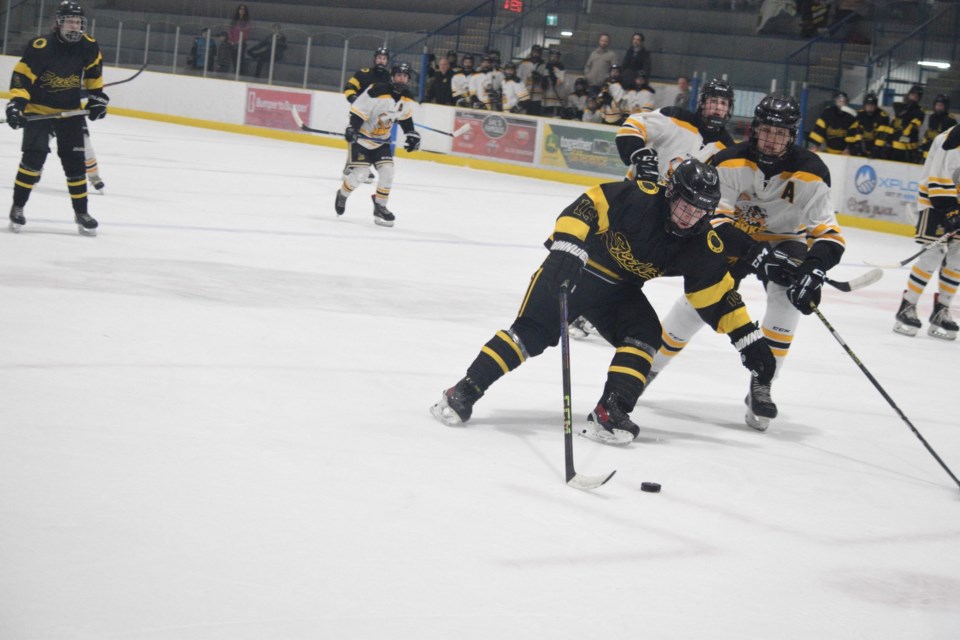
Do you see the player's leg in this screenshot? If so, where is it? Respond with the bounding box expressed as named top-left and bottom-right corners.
top-left (648, 293), bottom-right (707, 387)
top-left (9, 120), bottom-right (54, 231)
top-left (929, 241), bottom-right (960, 339)
top-left (335, 142), bottom-right (371, 216)
top-left (370, 155), bottom-right (396, 227)
top-left (55, 117), bottom-right (97, 234)
top-left (82, 124), bottom-right (104, 192)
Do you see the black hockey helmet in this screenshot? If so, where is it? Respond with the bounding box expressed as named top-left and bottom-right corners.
top-left (834, 90), bottom-right (849, 105)
top-left (373, 46), bottom-right (390, 71)
top-left (934, 93), bottom-right (950, 110)
top-left (503, 62), bottom-right (517, 78)
top-left (697, 78), bottom-right (735, 132)
top-left (664, 159), bottom-right (721, 237)
top-left (390, 62), bottom-right (412, 91)
top-left (461, 53), bottom-right (475, 70)
top-left (908, 84), bottom-right (924, 99)
top-left (863, 92), bottom-right (879, 106)
top-left (750, 94), bottom-right (801, 168)
top-left (548, 48), bottom-right (560, 59)
top-left (56, 0), bottom-right (86, 42)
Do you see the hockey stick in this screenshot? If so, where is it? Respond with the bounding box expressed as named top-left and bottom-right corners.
top-left (103, 63), bottom-right (147, 88)
top-left (417, 122), bottom-right (471, 138)
top-left (560, 286), bottom-right (617, 491)
top-left (865, 230), bottom-right (958, 269)
top-left (812, 304), bottom-right (960, 491)
top-left (290, 107), bottom-right (341, 136)
top-left (824, 268), bottom-right (883, 292)
top-left (0, 109), bottom-right (89, 125)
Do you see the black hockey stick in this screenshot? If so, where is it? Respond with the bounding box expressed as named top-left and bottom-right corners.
top-left (824, 268), bottom-right (883, 292)
top-left (865, 230), bottom-right (958, 269)
top-left (291, 107), bottom-right (342, 136)
top-left (812, 303), bottom-right (960, 491)
top-left (0, 109), bottom-right (89, 125)
top-left (560, 286), bottom-right (617, 491)
top-left (418, 122), bottom-right (471, 138)
top-left (103, 63), bottom-right (147, 88)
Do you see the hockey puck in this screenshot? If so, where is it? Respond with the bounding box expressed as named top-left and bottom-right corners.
top-left (640, 482), bottom-right (661, 493)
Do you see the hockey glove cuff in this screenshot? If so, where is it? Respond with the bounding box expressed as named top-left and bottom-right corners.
top-left (404, 130), bottom-right (421, 152)
top-left (542, 240), bottom-right (588, 293)
top-left (344, 126), bottom-right (358, 143)
top-left (5, 99), bottom-right (27, 130)
top-left (730, 322), bottom-right (775, 384)
top-left (745, 241), bottom-right (796, 286)
top-left (630, 147), bottom-right (659, 182)
top-left (786, 259), bottom-right (826, 314)
top-left (87, 92), bottom-right (109, 121)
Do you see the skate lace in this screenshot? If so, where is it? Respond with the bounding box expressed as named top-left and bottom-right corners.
top-left (750, 379), bottom-right (773, 403)
top-left (932, 305), bottom-right (956, 328)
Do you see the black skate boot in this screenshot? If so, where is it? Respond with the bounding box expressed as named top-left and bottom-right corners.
top-left (582, 392), bottom-right (640, 445)
top-left (9, 205), bottom-right (26, 232)
top-left (928, 293), bottom-right (958, 340)
top-left (371, 195), bottom-right (395, 227)
top-left (430, 377), bottom-right (484, 426)
top-left (75, 211), bottom-right (98, 236)
top-left (893, 294), bottom-right (922, 337)
top-left (745, 377), bottom-right (777, 432)
top-left (334, 191), bottom-right (347, 216)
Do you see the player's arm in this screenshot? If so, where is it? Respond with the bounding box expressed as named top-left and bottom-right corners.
top-left (343, 70), bottom-right (365, 103)
top-left (807, 116), bottom-right (827, 150)
top-left (540, 185), bottom-right (611, 291)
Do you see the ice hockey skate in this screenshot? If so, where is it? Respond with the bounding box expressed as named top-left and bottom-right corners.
top-left (371, 195), bottom-right (395, 227)
top-left (335, 191), bottom-right (347, 216)
top-left (893, 295), bottom-right (921, 336)
top-left (430, 377), bottom-right (483, 426)
top-left (580, 392), bottom-right (639, 445)
top-left (9, 205), bottom-right (25, 232)
top-left (568, 316), bottom-right (596, 340)
top-left (745, 378), bottom-right (777, 431)
top-left (928, 294), bottom-right (958, 340)
top-left (75, 211), bottom-right (98, 236)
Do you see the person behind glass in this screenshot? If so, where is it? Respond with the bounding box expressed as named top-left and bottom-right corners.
top-left (213, 31), bottom-right (232, 73)
top-left (807, 91), bottom-right (861, 155)
top-left (451, 54), bottom-right (474, 106)
top-left (624, 70), bottom-right (656, 114)
top-left (246, 23), bottom-right (286, 79)
top-left (541, 48), bottom-right (566, 117)
top-left (597, 64), bottom-right (626, 125)
top-left (6, 0), bottom-right (108, 235)
top-left (566, 77), bottom-right (590, 120)
top-left (921, 94), bottom-right (957, 160)
top-left (500, 63), bottom-right (530, 113)
top-left (425, 55), bottom-right (454, 105)
top-left (187, 27), bottom-right (216, 71)
top-left (854, 92), bottom-right (889, 157)
top-left (620, 32), bottom-right (651, 87)
top-left (876, 84), bottom-right (925, 163)
top-left (228, 4), bottom-right (252, 75)
top-left (584, 33), bottom-right (617, 92)
top-left (674, 75), bottom-right (691, 109)
top-left (582, 91), bottom-right (603, 123)
top-left (517, 44), bottom-right (545, 115)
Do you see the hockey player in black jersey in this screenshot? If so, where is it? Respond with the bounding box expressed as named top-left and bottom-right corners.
top-left (6, 0), bottom-right (107, 235)
top-left (430, 160), bottom-right (776, 444)
top-left (807, 91), bottom-right (861, 155)
top-left (920, 94), bottom-right (958, 160)
top-left (855, 93), bottom-right (889, 158)
top-left (876, 84), bottom-right (925, 163)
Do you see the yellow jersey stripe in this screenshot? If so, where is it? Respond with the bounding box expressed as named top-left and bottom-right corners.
top-left (685, 272), bottom-right (735, 309)
top-left (13, 61), bottom-right (37, 83)
top-left (717, 308), bottom-right (752, 335)
top-left (584, 184), bottom-right (610, 232)
top-left (554, 216), bottom-right (591, 241)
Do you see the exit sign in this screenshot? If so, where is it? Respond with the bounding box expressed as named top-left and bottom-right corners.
top-left (503, 0), bottom-right (523, 12)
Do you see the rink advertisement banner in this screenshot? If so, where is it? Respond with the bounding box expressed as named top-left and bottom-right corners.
top-left (540, 123), bottom-right (623, 176)
top-left (842, 160), bottom-right (924, 225)
top-left (244, 88), bottom-right (311, 131)
top-left (451, 110), bottom-right (536, 163)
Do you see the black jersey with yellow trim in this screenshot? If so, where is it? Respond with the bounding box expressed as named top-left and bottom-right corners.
top-left (546, 178), bottom-right (752, 335)
top-left (343, 66), bottom-right (391, 102)
top-left (10, 31), bottom-right (103, 114)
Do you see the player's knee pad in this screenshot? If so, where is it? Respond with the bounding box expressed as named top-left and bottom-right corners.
top-left (915, 241), bottom-right (949, 273)
top-left (343, 164), bottom-right (368, 189)
top-left (511, 317), bottom-right (552, 357)
top-left (374, 161), bottom-right (395, 189)
top-left (21, 151), bottom-right (47, 170)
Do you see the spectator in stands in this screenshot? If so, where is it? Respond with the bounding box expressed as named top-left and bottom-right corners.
top-left (582, 92), bottom-right (603, 123)
top-left (584, 33), bottom-right (617, 91)
top-left (246, 23), bottom-right (286, 79)
top-left (517, 45), bottom-right (546, 115)
top-left (425, 56), bottom-right (454, 105)
top-left (620, 32), bottom-right (651, 87)
top-left (566, 77), bottom-right (590, 120)
top-left (541, 48), bottom-right (567, 117)
top-left (214, 31), bottom-right (233, 73)
top-left (229, 4), bottom-right (252, 74)
top-left (446, 50), bottom-right (460, 71)
top-left (674, 75), bottom-right (691, 108)
top-left (624, 70), bottom-right (656, 114)
top-left (187, 27), bottom-right (216, 71)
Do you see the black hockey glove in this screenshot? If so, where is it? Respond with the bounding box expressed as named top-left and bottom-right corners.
top-left (730, 322), bottom-right (775, 384)
top-left (541, 240), bottom-right (588, 293)
top-left (745, 241), bottom-right (795, 286)
top-left (629, 147), bottom-right (659, 182)
top-left (87, 92), bottom-right (109, 121)
top-left (404, 130), bottom-right (421, 152)
top-left (942, 208), bottom-right (960, 234)
top-left (5, 99), bottom-right (27, 129)
top-left (786, 259), bottom-right (826, 314)
top-left (344, 126), bottom-right (358, 143)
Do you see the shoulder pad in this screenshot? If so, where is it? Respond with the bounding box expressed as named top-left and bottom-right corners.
top-left (788, 148), bottom-right (832, 185)
top-left (944, 125), bottom-right (960, 151)
top-left (367, 82), bottom-right (393, 97)
top-left (710, 141), bottom-right (751, 165)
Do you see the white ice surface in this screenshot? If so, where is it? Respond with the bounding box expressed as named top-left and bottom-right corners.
top-left (1, 117), bottom-right (958, 640)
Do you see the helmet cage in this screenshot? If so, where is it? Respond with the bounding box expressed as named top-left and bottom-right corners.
top-left (697, 79), bottom-right (734, 132)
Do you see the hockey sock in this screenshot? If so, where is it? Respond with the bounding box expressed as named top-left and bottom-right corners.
top-left (12, 163), bottom-right (42, 207)
top-left (938, 265), bottom-right (959, 306)
top-left (65, 174), bottom-right (88, 213)
top-left (465, 330), bottom-right (528, 391)
top-left (601, 340), bottom-right (656, 411)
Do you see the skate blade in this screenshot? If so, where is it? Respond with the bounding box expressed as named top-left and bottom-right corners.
top-left (927, 326), bottom-right (957, 340)
top-left (893, 322), bottom-right (919, 337)
top-left (373, 217), bottom-right (395, 227)
top-left (78, 226), bottom-right (98, 237)
top-left (429, 398), bottom-right (463, 426)
top-left (744, 407), bottom-right (770, 432)
top-left (9, 221), bottom-right (23, 233)
top-left (568, 327), bottom-right (589, 340)
top-left (578, 425), bottom-right (634, 446)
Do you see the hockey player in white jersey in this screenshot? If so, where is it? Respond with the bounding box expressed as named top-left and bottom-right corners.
top-left (647, 95), bottom-right (846, 431)
top-left (616, 77), bottom-right (736, 182)
top-left (893, 124), bottom-right (960, 340)
top-left (334, 63), bottom-right (420, 227)
top-left (499, 63), bottom-right (530, 113)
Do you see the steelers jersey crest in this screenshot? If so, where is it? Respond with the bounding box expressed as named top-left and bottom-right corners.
top-left (707, 229), bottom-right (724, 253)
top-left (637, 180), bottom-right (659, 195)
top-left (33, 38), bottom-right (47, 49)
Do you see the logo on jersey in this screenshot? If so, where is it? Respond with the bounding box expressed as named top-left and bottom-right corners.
top-left (706, 230), bottom-right (724, 253)
top-left (603, 232), bottom-right (660, 280)
top-left (481, 114), bottom-right (508, 139)
top-left (38, 71), bottom-right (81, 93)
top-left (33, 38), bottom-right (48, 49)
top-left (733, 202), bottom-right (768, 235)
top-left (637, 180), bottom-right (658, 194)
top-left (855, 165), bottom-right (878, 194)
